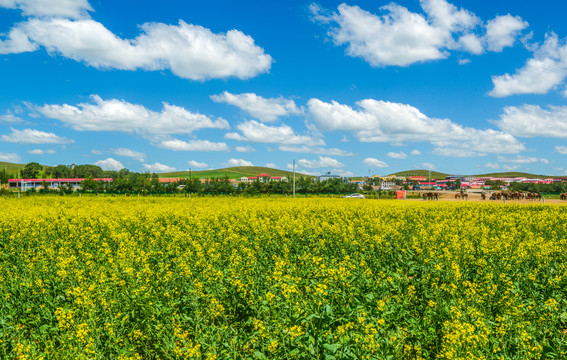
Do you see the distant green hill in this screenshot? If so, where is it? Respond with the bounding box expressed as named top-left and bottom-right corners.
top-left (159, 166), bottom-right (314, 179)
top-left (390, 169), bottom-right (555, 180)
top-left (473, 172), bottom-right (552, 179)
top-left (388, 169), bottom-right (449, 179)
top-left (0, 161), bottom-right (26, 174)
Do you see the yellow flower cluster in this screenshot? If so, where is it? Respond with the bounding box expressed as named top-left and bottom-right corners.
top-left (0, 197), bottom-right (566, 359)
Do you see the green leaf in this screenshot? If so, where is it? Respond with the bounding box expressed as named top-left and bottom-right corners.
top-left (323, 343), bottom-right (340, 354)
top-left (254, 351), bottom-right (267, 360)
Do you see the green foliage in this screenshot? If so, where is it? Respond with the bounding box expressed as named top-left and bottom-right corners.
top-left (21, 162), bottom-right (43, 178)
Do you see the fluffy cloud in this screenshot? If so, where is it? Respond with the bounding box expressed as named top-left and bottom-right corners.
top-left (490, 33), bottom-right (567, 97)
top-left (298, 156), bottom-right (343, 169)
top-left (265, 163), bottom-right (276, 168)
top-left (311, 0), bottom-right (525, 67)
top-left (0, 0), bottom-right (93, 19)
top-left (0, 114), bottom-right (24, 123)
top-left (95, 157), bottom-right (124, 171)
top-left (1, 128), bottom-right (73, 144)
top-left (421, 162), bottom-right (437, 170)
top-left (158, 139), bottom-right (229, 152)
top-left (38, 95), bottom-right (229, 137)
top-left (235, 145), bottom-right (255, 153)
top-left (28, 149), bottom-right (56, 155)
top-left (278, 145), bottom-right (354, 156)
top-left (308, 98), bottom-right (524, 156)
top-left (387, 151), bottom-right (407, 159)
top-left (497, 155), bottom-right (548, 164)
top-left (485, 15), bottom-right (528, 52)
top-left (142, 162), bottom-right (176, 172)
top-left (0, 18), bottom-right (272, 80)
top-left (0, 152), bottom-right (21, 162)
top-left (362, 158), bottom-right (389, 168)
top-left (187, 160), bottom-right (208, 168)
top-left (225, 120), bottom-right (324, 146)
top-left (410, 149), bottom-right (422, 155)
top-left (211, 92), bottom-right (301, 122)
top-left (485, 162), bottom-right (500, 169)
top-left (555, 146), bottom-right (567, 154)
top-left (495, 104), bottom-right (567, 137)
top-left (225, 158), bottom-right (253, 167)
top-left (112, 148), bottom-right (146, 162)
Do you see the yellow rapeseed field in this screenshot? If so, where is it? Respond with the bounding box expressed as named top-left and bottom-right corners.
top-left (0, 197), bottom-right (566, 359)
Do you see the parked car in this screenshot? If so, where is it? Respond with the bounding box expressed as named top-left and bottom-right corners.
top-left (379, 186), bottom-right (392, 191)
top-left (343, 193), bottom-right (366, 199)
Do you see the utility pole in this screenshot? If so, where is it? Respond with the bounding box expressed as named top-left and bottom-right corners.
top-left (189, 168), bottom-right (192, 180)
top-left (292, 160), bottom-right (296, 197)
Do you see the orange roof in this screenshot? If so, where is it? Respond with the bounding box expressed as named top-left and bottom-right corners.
top-left (158, 178), bottom-right (180, 183)
top-left (257, 173), bottom-right (270, 177)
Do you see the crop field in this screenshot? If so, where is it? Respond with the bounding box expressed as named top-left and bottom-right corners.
top-left (1, 198), bottom-right (566, 359)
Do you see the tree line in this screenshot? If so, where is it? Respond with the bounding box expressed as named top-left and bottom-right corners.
top-left (11, 162), bottom-right (361, 195)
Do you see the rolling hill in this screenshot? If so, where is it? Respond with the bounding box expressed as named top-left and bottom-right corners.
top-left (388, 169), bottom-right (449, 179)
top-left (159, 166), bottom-right (315, 179)
top-left (389, 169), bottom-right (556, 180)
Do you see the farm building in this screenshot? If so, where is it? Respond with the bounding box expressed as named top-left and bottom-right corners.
top-left (8, 178), bottom-right (113, 191)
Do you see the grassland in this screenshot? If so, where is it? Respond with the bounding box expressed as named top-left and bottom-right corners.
top-left (159, 166), bottom-right (314, 179)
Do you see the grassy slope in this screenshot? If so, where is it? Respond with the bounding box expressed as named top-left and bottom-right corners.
top-left (473, 172), bottom-right (553, 179)
top-left (0, 161), bottom-right (26, 174)
top-left (390, 169), bottom-right (556, 180)
top-left (388, 169), bottom-right (450, 179)
top-left (159, 166), bottom-right (315, 179)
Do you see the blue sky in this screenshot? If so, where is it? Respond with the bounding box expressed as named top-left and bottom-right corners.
top-left (1, 0), bottom-right (567, 176)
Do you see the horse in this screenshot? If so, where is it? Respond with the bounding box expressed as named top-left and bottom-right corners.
top-left (560, 193), bottom-right (567, 200)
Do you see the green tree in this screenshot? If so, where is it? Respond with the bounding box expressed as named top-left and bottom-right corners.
top-left (21, 162), bottom-right (42, 178)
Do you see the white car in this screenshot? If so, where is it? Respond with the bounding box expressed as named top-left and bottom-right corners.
top-left (343, 193), bottom-right (365, 199)
top-left (379, 186), bottom-right (392, 191)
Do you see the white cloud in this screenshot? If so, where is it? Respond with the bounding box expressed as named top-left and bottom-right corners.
top-left (457, 58), bottom-right (471, 65)
top-left (0, 0), bottom-right (93, 19)
top-left (38, 95), bottom-right (229, 137)
top-left (308, 98), bottom-right (524, 156)
top-left (0, 152), bottom-right (21, 162)
top-left (278, 145), bottom-right (355, 156)
top-left (158, 139), bottom-right (229, 152)
top-left (235, 145), bottom-right (255, 153)
top-left (112, 148), bottom-right (146, 162)
top-left (226, 120), bottom-right (324, 146)
top-left (0, 114), bottom-right (24, 123)
top-left (363, 158), bottom-right (389, 168)
top-left (210, 92), bottom-right (301, 122)
top-left (490, 33), bottom-right (567, 97)
top-left (225, 158), bottom-right (253, 167)
top-left (410, 149), bottom-right (422, 155)
top-left (502, 164), bottom-right (519, 171)
top-left (298, 156), bottom-right (344, 169)
top-left (1, 128), bottom-right (73, 144)
top-left (0, 18), bottom-right (272, 80)
top-left (142, 162), bottom-right (176, 172)
top-left (387, 151), bottom-right (407, 159)
top-left (95, 157), bottom-right (124, 171)
top-left (91, 149), bottom-right (102, 155)
top-left (311, 0), bottom-right (525, 68)
top-left (485, 162), bottom-right (500, 169)
top-left (187, 160), bottom-right (208, 168)
top-left (265, 163), bottom-right (277, 168)
top-left (555, 145), bottom-right (567, 154)
top-left (497, 155), bottom-right (548, 164)
top-left (28, 149), bottom-right (55, 155)
top-left (421, 162), bottom-right (437, 170)
top-left (485, 15), bottom-right (528, 52)
top-left (495, 104), bottom-right (567, 137)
